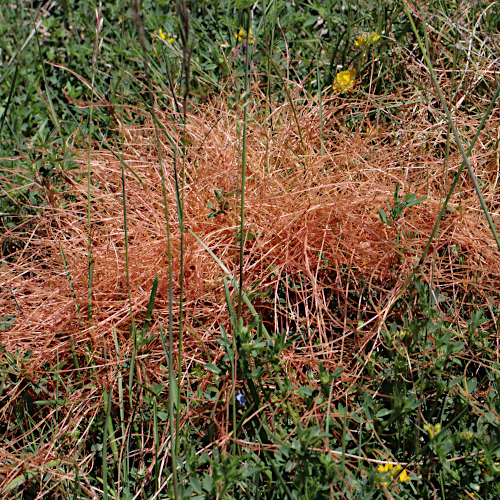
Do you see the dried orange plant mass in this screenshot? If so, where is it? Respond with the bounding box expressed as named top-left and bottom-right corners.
top-left (2, 86), bottom-right (500, 466)
top-left (4, 90), bottom-right (500, 365)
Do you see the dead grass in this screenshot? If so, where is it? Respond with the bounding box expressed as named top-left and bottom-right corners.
top-left (1, 82), bottom-right (500, 490)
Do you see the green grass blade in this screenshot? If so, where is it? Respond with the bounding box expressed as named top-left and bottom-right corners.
top-left (102, 386), bottom-right (112, 500)
top-left (0, 64), bottom-right (18, 138)
top-left (141, 274), bottom-right (159, 343)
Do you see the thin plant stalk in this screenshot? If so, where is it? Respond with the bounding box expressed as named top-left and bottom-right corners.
top-left (118, 7), bottom-right (133, 320)
top-left (0, 65), bottom-right (18, 139)
top-left (130, 2), bottom-right (179, 498)
top-left (237, 11), bottom-right (252, 322)
top-left (175, 0), bottom-right (194, 461)
top-left (85, 2), bottom-right (103, 335)
top-left (233, 12), bottom-right (253, 452)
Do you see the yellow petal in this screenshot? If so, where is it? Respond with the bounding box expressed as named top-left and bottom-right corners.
top-left (333, 69), bottom-right (357, 93)
top-left (399, 469), bottom-right (411, 482)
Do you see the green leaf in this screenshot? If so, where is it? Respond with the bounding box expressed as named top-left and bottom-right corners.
top-left (141, 274), bottom-right (159, 342)
top-left (191, 477), bottom-right (203, 494)
top-left (299, 386), bottom-right (313, 397)
top-left (303, 16), bottom-right (318, 28)
top-left (379, 208), bottom-right (388, 224)
top-left (467, 378), bottom-right (477, 394)
top-left (157, 411), bottom-right (169, 421)
top-left (205, 363), bottom-right (221, 374)
top-left (406, 196), bottom-right (426, 208)
top-left (484, 411), bottom-right (496, 423)
top-left (252, 341), bottom-right (267, 349)
top-left (202, 474), bottom-right (213, 492)
top-left (152, 382), bottom-right (165, 395)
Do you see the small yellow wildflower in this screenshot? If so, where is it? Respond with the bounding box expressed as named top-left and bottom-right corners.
top-left (423, 422), bottom-right (441, 439)
top-left (399, 469), bottom-right (411, 482)
top-left (396, 328), bottom-right (411, 341)
top-left (479, 457), bottom-right (500, 477)
top-left (460, 492), bottom-right (477, 499)
top-left (154, 29), bottom-right (174, 43)
top-left (235, 27), bottom-right (255, 44)
top-left (378, 462), bottom-right (395, 473)
top-left (154, 28), bottom-right (167, 39)
top-left (354, 32), bottom-right (381, 48)
top-left (376, 463), bottom-right (411, 487)
top-left (333, 69), bottom-right (357, 94)
top-left (376, 463), bottom-right (391, 486)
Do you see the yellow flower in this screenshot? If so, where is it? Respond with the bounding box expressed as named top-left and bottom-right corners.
top-left (378, 462), bottom-right (395, 474)
top-left (460, 493), bottom-right (477, 499)
top-left (354, 32), bottom-right (381, 48)
top-left (396, 328), bottom-right (411, 340)
top-left (399, 469), bottom-right (411, 482)
top-left (376, 464), bottom-right (391, 486)
top-left (333, 69), bottom-right (357, 94)
top-left (154, 28), bottom-right (167, 39)
top-left (235, 27), bottom-right (255, 44)
top-left (423, 422), bottom-right (441, 439)
top-left (376, 463), bottom-right (411, 487)
top-left (154, 28), bottom-right (174, 42)
top-left (479, 457), bottom-right (500, 477)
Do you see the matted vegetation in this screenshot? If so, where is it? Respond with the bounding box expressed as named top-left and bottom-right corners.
top-left (2, 0), bottom-right (500, 499)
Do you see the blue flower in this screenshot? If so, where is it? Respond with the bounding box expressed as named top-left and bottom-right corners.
top-left (236, 391), bottom-right (247, 405)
